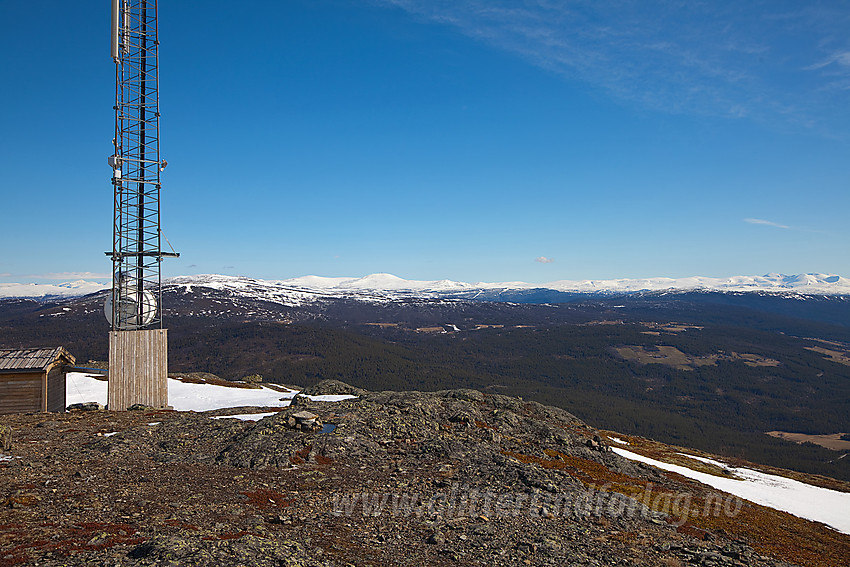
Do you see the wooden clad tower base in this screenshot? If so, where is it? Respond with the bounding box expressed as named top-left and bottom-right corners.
top-left (108, 329), bottom-right (168, 411)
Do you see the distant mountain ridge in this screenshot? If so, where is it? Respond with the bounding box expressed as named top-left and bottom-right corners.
top-left (0, 280), bottom-right (109, 300)
top-left (2, 272), bottom-right (849, 300)
top-left (279, 271), bottom-right (850, 295)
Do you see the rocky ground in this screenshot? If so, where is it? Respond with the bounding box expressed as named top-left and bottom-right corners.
top-left (1, 380), bottom-right (848, 566)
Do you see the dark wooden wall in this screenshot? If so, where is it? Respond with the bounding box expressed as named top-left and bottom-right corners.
top-left (0, 372), bottom-right (44, 414)
top-left (46, 366), bottom-right (66, 413)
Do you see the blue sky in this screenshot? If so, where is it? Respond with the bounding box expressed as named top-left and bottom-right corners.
top-left (1, 0), bottom-right (848, 284)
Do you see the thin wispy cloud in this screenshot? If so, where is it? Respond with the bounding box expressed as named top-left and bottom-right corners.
top-left (744, 218), bottom-right (791, 230)
top-left (379, 1), bottom-right (850, 133)
top-left (535, 256), bottom-right (554, 264)
top-left (807, 51), bottom-right (850, 71)
top-left (806, 50), bottom-right (850, 93)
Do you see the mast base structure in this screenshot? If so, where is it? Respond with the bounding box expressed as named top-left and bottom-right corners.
top-left (107, 0), bottom-right (178, 410)
top-left (108, 329), bottom-right (168, 411)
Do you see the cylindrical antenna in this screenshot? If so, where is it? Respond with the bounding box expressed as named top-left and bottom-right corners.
top-left (123, 0), bottom-right (130, 56)
top-left (110, 0), bottom-right (119, 62)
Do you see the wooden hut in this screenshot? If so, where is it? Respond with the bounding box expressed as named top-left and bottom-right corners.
top-left (0, 347), bottom-right (75, 414)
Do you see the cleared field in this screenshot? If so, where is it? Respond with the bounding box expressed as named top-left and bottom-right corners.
top-left (615, 345), bottom-right (692, 370)
top-left (641, 322), bottom-right (704, 334)
top-left (805, 346), bottom-right (850, 366)
top-left (735, 352), bottom-right (782, 367)
top-left (766, 431), bottom-right (850, 451)
top-left (615, 346), bottom-right (780, 370)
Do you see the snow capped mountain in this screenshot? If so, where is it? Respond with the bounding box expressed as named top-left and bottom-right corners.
top-left (542, 273), bottom-right (850, 294)
top-left (167, 274), bottom-right (406, 306)
top-left (0, 280), bottom-right (109, 299)
top-left (280, 273), bottom-right (477, 292)
top-left (159, 273), bottom-right (850, 311)
top-left (2, 272), bottom-right (848, 300)
top-left (232, 272), bottom-right (850, 296)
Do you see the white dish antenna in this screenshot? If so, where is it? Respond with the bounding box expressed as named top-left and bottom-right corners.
top-left (104, 288), bottom-right (157, 328)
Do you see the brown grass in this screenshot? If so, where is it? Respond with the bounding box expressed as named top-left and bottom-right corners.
top-left (239, 488), bottom-right (294, 510)
top-left (0, 521), bottom-right (145, 562)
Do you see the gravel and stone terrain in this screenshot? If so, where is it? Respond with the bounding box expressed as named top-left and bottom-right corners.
top-left (1, 380), bottom-right (847, 566)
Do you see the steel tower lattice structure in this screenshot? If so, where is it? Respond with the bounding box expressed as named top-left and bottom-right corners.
top-left (107, 0), bottom-right (176, 330)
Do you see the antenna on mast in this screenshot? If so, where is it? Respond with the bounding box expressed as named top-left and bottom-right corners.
top-left (110, 0), bottom-right (119, 62)
top-left (106, 0), bottom-right (179, 411)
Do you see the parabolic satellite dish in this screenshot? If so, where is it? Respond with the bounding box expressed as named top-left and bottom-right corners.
top-left (104, 288), bottom-right (157, 328)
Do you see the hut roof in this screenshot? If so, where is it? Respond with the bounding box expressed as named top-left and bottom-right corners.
top-left (0, 347), bottom-right (76, 373)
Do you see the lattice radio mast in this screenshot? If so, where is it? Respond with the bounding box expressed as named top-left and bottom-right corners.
top-left (106, 0), bottom-right (178, 410)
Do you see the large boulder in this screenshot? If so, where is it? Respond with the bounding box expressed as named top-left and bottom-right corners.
top-left (67, 402), bottom-right (104, 412)
top-left (296, 379), bottom-right (367, 397)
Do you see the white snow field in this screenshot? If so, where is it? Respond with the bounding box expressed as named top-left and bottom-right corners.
top-left (65, 372), bottom-right (354, 413)
top-left (612, 447), bottom-right (850, 535)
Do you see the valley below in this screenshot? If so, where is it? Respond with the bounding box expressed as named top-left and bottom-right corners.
top-left (1, 277), bottom-right (849, 487)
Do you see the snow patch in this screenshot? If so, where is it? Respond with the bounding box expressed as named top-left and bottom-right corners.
top-left (65, 373), bottom-right (355, 413)
top-left (66, 372), bottom-right (297, 412)
top-left (212, 412), bottom-right (279, 422)
top-left (612, 447), bottom-right (850, 534)
top-left (677, 452), bottom-right (728, 469)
